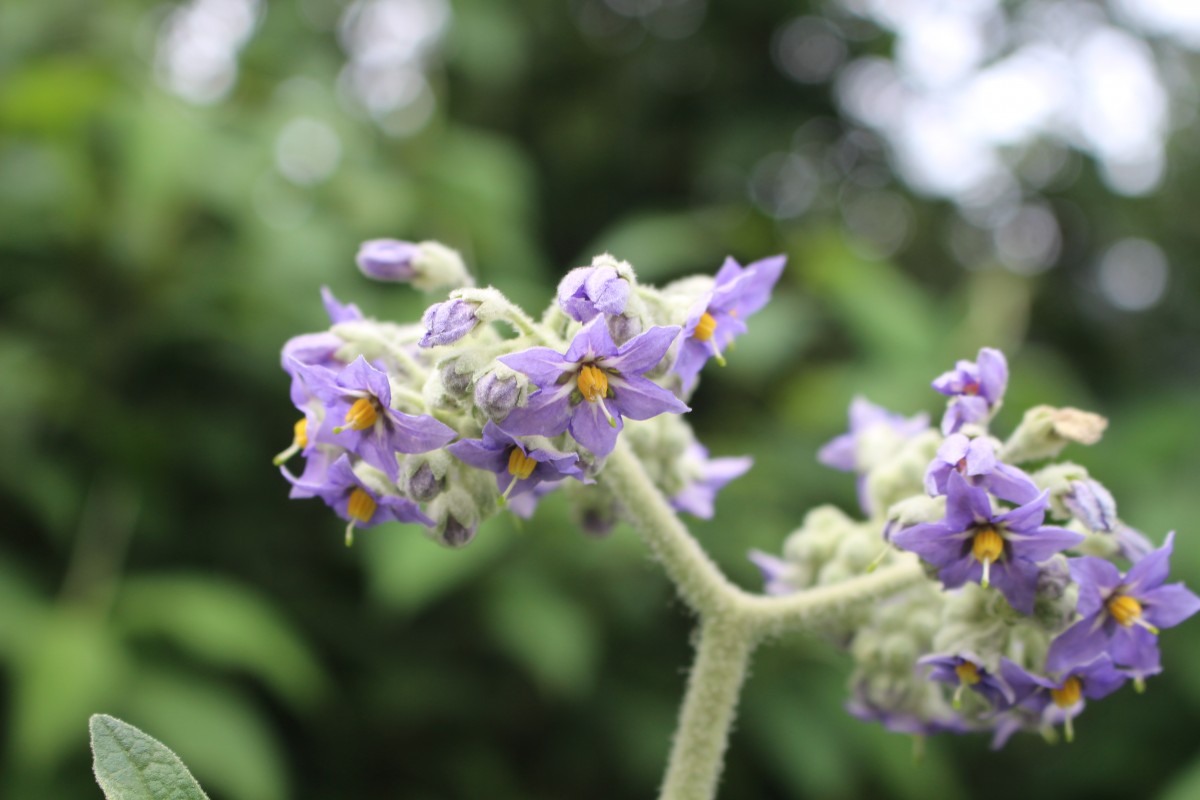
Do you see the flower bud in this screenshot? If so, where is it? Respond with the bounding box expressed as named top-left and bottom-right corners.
top-left (556, 256), bottom-right (632, 322)
top-left (1062, 479), bottom-right (1117, 533)
top-left (442, 515), bottom-right (476, 547)
top-left (1000, 405), bottom-right (1108, 464)
top-left (439, 358), bottom-right (474, 397)
top-left (474, 370), bottom-right (522, 420)
top-left (356, 239), bottom-right (474, 292)
top-left (606, 313), bottom-right (643, 345)
top-left (408, 462), bottom-right (443, 501)
top-left (419, 299), bottom-right (480, 348)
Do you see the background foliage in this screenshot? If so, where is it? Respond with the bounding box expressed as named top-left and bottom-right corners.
top-left (3, 0), bottom-right (1199, 798)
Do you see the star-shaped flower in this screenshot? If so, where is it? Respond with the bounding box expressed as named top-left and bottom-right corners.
top-left (293, 355), bottom-right (456, 480)
top-left (1045, 532), bottom-right (1200, 676)
top-left (932, 347), bottom-right (1008, 434)
top-left (924, 433), bottom-right (1039, 505)
top-left (497, 319), bottom-right (688, 457)
top-left (672, 255), bottom-right (785, 394)
top-left (892, 471), bottom-right (1083, 614)
top-left (447, 422), bottom-right (586, 502)
top-left (670, 443), bottom-right (752, 519)
top-left (998, 656), bottom-right (1127, 743)
top-left (920, 652), bottom-right (1016, 711)
top-left (284, 454), bottom-right (433, 545)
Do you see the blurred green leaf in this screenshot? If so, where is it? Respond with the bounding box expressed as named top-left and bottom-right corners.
top-left (90, 714), bottom-right (209, 800)
top-left (483, 566), bottom-right (600, 697)
top-left (115, 574), bottom-right (325, 708)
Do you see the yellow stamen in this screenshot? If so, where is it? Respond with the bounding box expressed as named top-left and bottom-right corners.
top-left (343, 488), bottom-right (377, 547)
top-left (507, 448), bottom-right (537, 480)
top-left (955, 662), bottom-right (981, 686)
top-left (972, 526), bottom-right (1004, 588)
top-left (1107, 595), bottom-right (1144, 627)
top-left (272, 417), bottom-right (310, 465)
top-left (1051, 676), bottom-right (1082, 709)
top-left (693, 312), bottom-right (718, 342)
top-left (578, 364), bottom-right (609, 403)
top-left (347, 488), bottom-right (377, 524)
top-left (335, 397), bottom-right (378, 433)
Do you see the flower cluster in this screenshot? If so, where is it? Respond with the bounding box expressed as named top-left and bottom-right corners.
top-left (277, 240), bottom-right (783, 546)
top-left (754, 346), bottom-right (1199, 745)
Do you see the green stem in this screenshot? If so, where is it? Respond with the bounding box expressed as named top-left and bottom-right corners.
top-left (659, 616), bottom-right (756, 800)
top-left (600, 440), bottom-right (739, 616)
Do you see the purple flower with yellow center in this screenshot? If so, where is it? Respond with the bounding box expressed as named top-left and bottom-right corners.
top-left (284, 454), bottom-right (434, 546)
top-left (1044, 532), bottom-right (1200, 676)
top-left (293, 355), bottom-right (456, 481)
top-left (920, 653), bottom-right (1015, 711)
top-left (497, 318), bottom-right (688, 457)
top-left (672, 255), bottom-right (786, 394)
top-left (447, 422), bottom-right (586, 503)
top-left (932, 347), bottom-right (1008, 434)
top-left (998, 656), bottom-right (1126, 743)
top-left (670, 443), bottom-right (752, 519)
top-left (892, 471), bottom-right (1083, 614)
top-left (557, 263), bottom-right (630, 322)
top-left (924, 433), bottom-right (1039, 505)
top-left (818, 396), bottom-right (929, 515)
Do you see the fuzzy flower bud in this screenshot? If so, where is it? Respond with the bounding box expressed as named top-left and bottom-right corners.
top-left (357, 239), bottom-right (474, 292)
top-left (473, 370), bottom-right (523, 420)
top-left (419, 299), bottom-right (480, 348)
top-left (557, 256), bottom-right (633, 322)
top-left (407, 462), bottom-right (443, 501)
top-left (1000, 405), bottom-right (1108, 464)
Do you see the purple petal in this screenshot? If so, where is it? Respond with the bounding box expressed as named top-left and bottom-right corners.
top-left (892, 522), bottom-right (970, 566)
top-left (1045, 613), bottom-right (1110, 675)
top-left (498, 346), bottom-right (573, 388)
top-left (385, 409), bottom-right (457, 453)
top-left (976, 348), bottom-right (1008, 404)
top-left (938, 556), bottom-right (981, 589)
top-left (1141, 583), bottom-right (1200, 629)
top-left (358, 429), bottom-right (402, 480)
top-left (995, 491), bottom-right (1049, 533)
top-left (447, 437), bottom-right (510, 474)
top-left (1076, 658), bottom-right (1127, 700)
top-left (356, 238), bottom-right (418, 282)
top-left (963, 437), bottom-right (997, 476)
top-left (672, 338), bottom-right (710, 394)
top-left (731, 255), bottom-right (786, 317)
top-left (607, 325), bottom-right (681, 375)
top-left (1124, 531), bottom-right (1174, 596)
top-left (569, 400), bottom-right (622, 456)
top-left (338, 356), bottom-right (392, 408)
top-left (320, 286), bottom-right (364, 324)
top-left (945, 470), bottom-right (992, 530)
top-left (1005, 525), bottom-right (1084, 563)
top-left (1109, 625), bottom-right (1161, 673)
top-left (497, 385), bottom-right (575, 438)
top-left (610, 374), bottom-right (690, 420)
top-left (941, 395), bottom-right (990, 435)
top-left (375, 494), bottom-right (436, 528)
top-left (984, 464), bottom-right (1041, 506)
top-left (565, 318), bottom-right (619, 363)
top-left (936, 433), bottom-right (971, 466)
top-left (988, 558), bottom-right (1039, 614)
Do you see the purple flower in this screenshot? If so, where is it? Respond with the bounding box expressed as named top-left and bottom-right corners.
top-left (557, 264), bottom-right (630, 322)
top-left (1044, 533), bottom-right (1200, 675)
top-left (293, 355), bottom-right (456, 481)
top-left (497, 318), bottom-right (688, 457)
top-left (448, 422), bottom-right (586, 501)
top-left (892, 471), bottom-right (1083, 614)
top-left (670, 443), bottom-right (752, 519)
top-left (924, 433), bottom-right (1039, 505)
top-left (999, 656), bottom-right (1126, 742)
top-left (920, 653), bottom-right (1015, 710)
top-left (932, 347), bottom-right (1008, 434)
top-left (356, 238), bottom-right (419, 282)
top-left (284, 454), bottom-right (434, 545)
top-left (418, 299), bottom-right (479, 348)
top-left (672, 255), bottom-right (786, 394)
top-left (818, 396), bottom-right (929, 515)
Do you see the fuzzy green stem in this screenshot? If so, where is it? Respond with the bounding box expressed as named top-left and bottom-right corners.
top-left (659, 616), bottom-right (756, 800)
top-left (600, 440), bottom-right (739, 616)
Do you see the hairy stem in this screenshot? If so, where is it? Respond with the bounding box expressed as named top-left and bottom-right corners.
top-left (600, 440), bottom-right (739, 616)
top-left (659, 616), bottom-right (756, 800)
